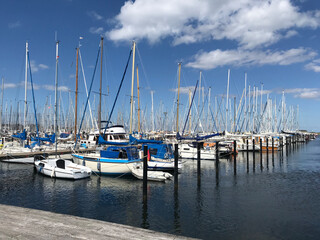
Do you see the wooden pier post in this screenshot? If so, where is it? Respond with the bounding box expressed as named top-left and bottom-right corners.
top-left (215, 141), bottom-right (219, 166)
top-left (233, 140), bottom-right (237, 175)
top-left (246, 138), bottom-right (249, 152)
top-left (197, 142), bottom-right (201, 175)
top-left (252, 138), bottom-right (255, 172)
top-left (272, 137), bottom-right (274, 156)
top-left (174, 143), bottom-right (179, 178)
top-left (253, 138), bottom-right (255, 152)
top-left (260, 138), bottom-right (263, 171)
top-left (286, 136), bottom-right (289, 156)
top-left (215, 141), bottom-right (220, 185)
top-left (143, 145), bottom-right (148, 198)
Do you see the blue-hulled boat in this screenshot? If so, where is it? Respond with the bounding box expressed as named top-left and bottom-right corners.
top-left (143, 143), bottom-right (182, 171)
top-left (72, 146), bottom-right (140, 175)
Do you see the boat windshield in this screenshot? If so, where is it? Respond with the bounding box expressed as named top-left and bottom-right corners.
top-left (126, 147), bottom-right (139, 160)
top-left (165, 144), bottom-right (173, 155)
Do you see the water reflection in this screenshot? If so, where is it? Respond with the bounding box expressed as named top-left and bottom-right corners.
top-left (0, 139), bottom-right (320, 239)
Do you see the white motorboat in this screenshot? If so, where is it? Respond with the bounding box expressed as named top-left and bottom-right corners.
top-left (72, 146), bottom-right (140, 175)
top-left (129, 163), bottom-right (173, 182)
top-left (179, 142), bottom-right (216, 160)
top-left (34, 158), bottom-right (91, 180)
top-left (139, 143), bottom-right (182, 171)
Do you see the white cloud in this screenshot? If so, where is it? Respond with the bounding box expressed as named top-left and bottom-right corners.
top-left (38, 64), bottom-right (49, 70)
top-left (8, 21), bottom-right (21, 29)
top-left (4, 83), bottom-right (18, 89)
top-left (88, 11), bottom-right (103, 21)
top-left (186, 48), bottom-right (316, 69)
top-left (30, 61), bottom-right (49, 72)
top-left (305, 59), bottom-right (320, 72)
top-left (89, 27), bottom-right (104, 34)
top-left (296, 90), bottom-right (320, 99)
top-left (43, 85), bottom-right (70, 92)
top-left (281, 88), bottom-right (320, 99)
top-left (170, 86), bottom-right (202, 94)
top-left (107, 0), bottom-right (320, 49)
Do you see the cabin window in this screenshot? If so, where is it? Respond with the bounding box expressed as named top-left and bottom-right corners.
top-left (118, 150), bottom-right (127, 159)
top-left (149, 148), bottom-right (158, 155)
top-left (119, 135), bottom-right (126, 140)
top-left (183, 148), bottom-right (190, 150)
top-left (166, 145), bottom-right (173, 154)
top-left (56, 159), bottom-right (65, 169)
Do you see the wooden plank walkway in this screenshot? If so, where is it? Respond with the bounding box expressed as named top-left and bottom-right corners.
top-left (0, 204), bottom-right (195, 240)
top-left (0, 148), bottom-right (95, 160)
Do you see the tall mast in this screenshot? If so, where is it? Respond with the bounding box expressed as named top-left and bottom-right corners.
top-left (233, 96), bottom-right (236, 132)
top-left (0, 78), bottom-right (4, 131)
top-left (54, 40), bottom-right (59, 155)
top-left (260, 83), bottom-right (263, 117)
top-left (98, 36), bottom-right (103, 133)
top-left (129, 41), bottom-right (136, 134)
top-left (188, 88), bottom-right (192, 135)
top-left (208, 87), bottom-right (211, 131)
top-left (244, 73), bottom-right (247, 132)
top-left (136, 65), bottom-right (141, 132)
top-left (151, 91), bottom-right (154, 131)
top-left (248, 85), bottom-right (251, 133)
top-left (24, 41), bottom-right (28, 130)
top-left (198, 71), bottom-right (202, 131)
top-left (225, 69), bottom-right (230, 133)
top-left (176, 63), bottom-right (181, 133)
top-left (74, 47), bottom-right (79, 142)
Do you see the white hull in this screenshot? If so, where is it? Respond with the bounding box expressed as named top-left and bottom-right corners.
top-left (179, 143), bottom-right (216, 160)
top-left (35, 159), bottom-right (91, 180)
top-left (129, 163), bottom-right (172, 182)
top-left (1, 157), bottom-right (34, 164)
top-left (147, 159), bottom-right (182, 170)
top-left (72, 153), bottom-right (137, 175)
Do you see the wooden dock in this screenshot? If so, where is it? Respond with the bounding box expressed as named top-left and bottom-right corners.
top-left (0, 148), bottom-right (95, 160)
top-left (0, 204), bottom-right (195, 239)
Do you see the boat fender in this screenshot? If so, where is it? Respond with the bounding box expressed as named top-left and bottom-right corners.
top-left (147, 150), bottom-right (150, 161)
top-left (51, 167), bottom-right (55, 178)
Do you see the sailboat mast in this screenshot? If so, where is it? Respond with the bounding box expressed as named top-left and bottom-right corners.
top-left (189, 88), bottom-right (192, 135)
top-left (129, 41), bottom-right (136, 134)
top-left (226, 69), bottom-right (230, 133)
top-left (0, 78), bottom-right (4, 131)
top-left (24, 41), bottom-right (28, 130)
top-left (176, 63), bottom-right (181, 133)
top-left (54, 40), bottom-right (59, 155)
top-left (151, 91), bottom-right (154, 131)
top-left (98, 36), bottom-right (103, 133)
top-left (136, 65), bottom-right (141, 132)
top-left (74, 47), bottom-right (79, 142)
top-left (198, 71), bottom-right (202, 131)
top-left (244, 73), bottom-right (247, 132)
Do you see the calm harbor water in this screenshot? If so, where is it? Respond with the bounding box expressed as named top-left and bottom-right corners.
top-left (1, 139), bottom-right (320, 239)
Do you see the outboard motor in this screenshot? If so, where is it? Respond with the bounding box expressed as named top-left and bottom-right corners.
top-left (34, 153), bottom-right (49, 161)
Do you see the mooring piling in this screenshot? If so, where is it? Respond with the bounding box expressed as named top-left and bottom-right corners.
top-left (233, 140), bottom-right (237, 175)
top-left (143, 145), bottom-right (148, 199)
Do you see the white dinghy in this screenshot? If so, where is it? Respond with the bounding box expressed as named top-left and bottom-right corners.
top-left (34, 158), bottom-right (91, 180)
top-left (130, 163), bottom-right (173, 182)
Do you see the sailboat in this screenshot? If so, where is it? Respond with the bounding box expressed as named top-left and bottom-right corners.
top-left (35, 39), bottom-right (91, 180)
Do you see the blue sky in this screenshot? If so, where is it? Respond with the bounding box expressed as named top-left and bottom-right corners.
top-left (1, 0), bottom-right (320, 131)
